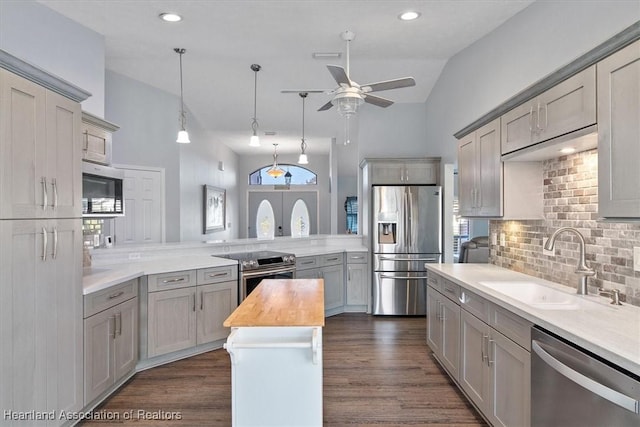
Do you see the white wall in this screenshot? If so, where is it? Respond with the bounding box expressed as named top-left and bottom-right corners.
top-left (0, 0), bottom-right (105, 116)
top-left (424, 1), bottom-right (640, 159)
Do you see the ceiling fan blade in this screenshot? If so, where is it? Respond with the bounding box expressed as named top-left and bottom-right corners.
top-left (364, 94), bottom-right (394, 108)
top-left (318, 100), bottom-right (334, 111)
top-left (327, 65), bottom-right (351, 87)
top-left (361, 77), bottom-right (416, 93)
top-left (281, 90), bottom-right (325, 93)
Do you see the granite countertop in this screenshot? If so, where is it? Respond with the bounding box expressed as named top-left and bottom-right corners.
top-left (425, 263), bottom-right (640, 375)
top-left (83, 255), bottom-right (237, 295)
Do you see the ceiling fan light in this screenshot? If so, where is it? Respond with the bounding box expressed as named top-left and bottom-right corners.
top-left (176, 130), bottom-right (191, 144)
top-left (298, 153), bottom-right (309, 165)
top-left (335, 96), bottom-right (363, 117)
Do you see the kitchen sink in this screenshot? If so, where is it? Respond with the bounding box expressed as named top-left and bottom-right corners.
top-left (478, 281), bottom-right (581, 310)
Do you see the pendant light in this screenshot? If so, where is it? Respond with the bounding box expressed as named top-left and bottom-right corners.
top-left (266, 143), bottom-right (284, 178)
top-left (174, 48), bottom-right (190, 144)
top-left (249, 64), bottom-right (262, 147)
top-left (298, 92), bottom-right (309, 164)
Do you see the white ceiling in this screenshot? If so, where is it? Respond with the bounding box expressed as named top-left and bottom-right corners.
top-left (38, 0), bottom-right (534, 155)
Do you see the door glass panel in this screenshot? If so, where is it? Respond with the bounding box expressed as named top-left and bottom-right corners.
top-left (255, 199), bottom-right (275, 239)
top-left (290, 199), bottom-right (310, 238)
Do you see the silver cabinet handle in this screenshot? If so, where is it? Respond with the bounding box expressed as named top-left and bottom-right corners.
top-left (41, 227), bottom-right (47, 261)
top-left (111, 315), bottom-right (117, 339)
top-left (348, 266), bottom-right (351, 281)
top-left (541, 103), bottom-right (548, 131)
top-left (162, 277), bottom-right (185, 284)
top-left (325, 257), bottom-right (339, 261)
top-left (83, 131), bottom-right (89, 151)
top-left (458, 291), bottom-right (470, 304)
top-left (528, 105), bottom-right (534, 132)
top-left (350, 255), bottom-right (365, 260)
top-left (41, 177), bottom-right (48, 210)
top-left (192, 292), bottom-right (196, 312)
top-left (51, 178), bottom-right (57, 209)
top-left (536, 102), bottom-right (542, 133)
top-left (443, 286), bottom-right (456, 296)
top-left (115, 312), bottom-right (122, 337)
top-left (481, 334), bottom-right (488, 363)
top-left (300, 260), bottom-right (315, 265)
top-left (108, 291), bottom-right (125, 300)
top-left (488, 338), bottom-right (495, 366)
top-left (200, 291), bottom-right (204, 311)
top-left (532, 341), bottom-right (640, 414)
top-left (52, 227), bottom-right (58, 259)
top-left (208, 272), bottom-right (228, 278)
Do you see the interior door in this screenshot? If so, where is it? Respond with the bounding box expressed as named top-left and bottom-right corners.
top-left (282, 191), bottom-right (317, 237)
top-left (115, 167), bottom-right (164, 244)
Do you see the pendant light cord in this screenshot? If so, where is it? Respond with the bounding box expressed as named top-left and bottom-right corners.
top-left (175, 48), bottom-right (187, 131)
top-left (300, 92), bottom-right (307, 153)
top-left (251, 64), bottom-right (261, 133)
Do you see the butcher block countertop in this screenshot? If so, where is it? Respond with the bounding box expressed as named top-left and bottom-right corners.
top-left (224, 279), bottom-right (325, 328)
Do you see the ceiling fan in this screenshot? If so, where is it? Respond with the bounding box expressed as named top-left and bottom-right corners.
top-left (283, 30), bottom-right (416, 117)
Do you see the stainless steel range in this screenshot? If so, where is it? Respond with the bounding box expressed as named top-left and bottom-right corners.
top-left (221, 251), bottom-right (296, 302)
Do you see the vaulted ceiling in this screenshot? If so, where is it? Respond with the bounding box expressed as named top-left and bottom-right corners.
top-left (38, 0), bottom-right (534, 155)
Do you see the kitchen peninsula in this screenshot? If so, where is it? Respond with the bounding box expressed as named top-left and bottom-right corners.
top-left (224, 279), bottom-right (325, 427)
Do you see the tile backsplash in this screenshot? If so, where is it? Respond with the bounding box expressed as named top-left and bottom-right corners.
top-left (489, 149), bottom-right (640, 307)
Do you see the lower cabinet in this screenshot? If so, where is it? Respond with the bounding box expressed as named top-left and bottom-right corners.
top-left (296, 253), bottom-right (345, 316)
top-left (345, 254), bottom-right (368, 310)
top-left (147, 267), bottom-right (237, 358)
top-left (84, 280), bottom-right (138, 405)
top-left (426, 283), bottom-right (460, 378)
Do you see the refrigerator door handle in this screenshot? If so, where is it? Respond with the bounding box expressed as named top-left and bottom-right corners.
top-left (379, 273), bottom-right (429, 280)
top-left (379, 256), bottom-right (438, 262)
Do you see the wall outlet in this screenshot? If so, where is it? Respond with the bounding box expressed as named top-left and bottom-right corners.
top-left (634, 247), bottom-right (640, 272)
top-left (500, 232), bottom-right (506, 246)
top-left (491, 233), bottom-right (497, 246)
top-left (542, 238), bottom-right (554, 256)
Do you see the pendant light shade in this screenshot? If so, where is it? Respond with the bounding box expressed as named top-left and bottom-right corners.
top-left (266, 143), bottom-right (284, 178)
top-left (298, 92), bottom-right (309, 164)
top-left (174, 48), bottom-right (190, 144)
top-left (249, 64), bottom-right (262, 147)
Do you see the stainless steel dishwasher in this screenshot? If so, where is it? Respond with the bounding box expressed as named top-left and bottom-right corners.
top-left (531, 327), bottom-right (640, 426)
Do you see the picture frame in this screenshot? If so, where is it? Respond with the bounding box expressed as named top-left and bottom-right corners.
top-left (203, 185), bottom-right (226, 233)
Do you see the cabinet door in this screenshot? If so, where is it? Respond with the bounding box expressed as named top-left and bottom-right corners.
top-left (296, 268), bottom-right (320, 279)
top-left (45, 90), bottom-right (82, 218)
top-left (346, 263), bottom-right (367, 306)
top-left (370, 163), bottom-right (404, 184)
top-left (598, 40), bottom-right (640, 217)
top-left (476, 119), bottom-right (502, 217)
top-left (440, 296), bottom-right (460, 379)
top-left (84, 308), bottom-right (115, 404)
top-left (147, 288), bottom-right (197, 357)
top-left (536, 65), bottom-right (596, 144)
top-left (114, 297), bottom-right (139, 381)
top-left (403, 161), bottom-right (438, 184)
top-left (321, 264), bottom-right (344, 313)
top-left (457, 133), bottom-right (477, 216)
top-left (501, 101), bottom-right (535, 155)
top-left (459, 310), bottom-right (490, 412)
top-left (0, 69), bottom-right (47, 219)
top-left (426, 286), bottom-right (442, 355)
top-left (197, 281), bottom-right (238, 345)
top-left (488, 329), bottom-right (531, 427)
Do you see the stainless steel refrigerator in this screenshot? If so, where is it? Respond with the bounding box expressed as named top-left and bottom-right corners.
top-left (372, 185), bottom-right (442, 315)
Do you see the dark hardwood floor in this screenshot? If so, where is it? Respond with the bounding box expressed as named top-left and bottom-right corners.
top-left (81, 314), bottom-right (485, 426)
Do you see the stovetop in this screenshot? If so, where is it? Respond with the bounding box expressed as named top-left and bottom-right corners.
top-left (217, 250), bottom-right (296, 271)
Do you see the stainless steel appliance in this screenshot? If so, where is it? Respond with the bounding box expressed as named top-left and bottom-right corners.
top-left (82, 162), bottom-right (124, 217)
top-left (532, 327), bottom-right (640, 426)
top-left (221, 251), bottom-right (296, 302)
top-left (372, 185), bottom-right (442, 315)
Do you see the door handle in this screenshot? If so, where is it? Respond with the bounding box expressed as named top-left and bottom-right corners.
top-left (200, 290), bottom-right (204, 311)
top-left (52, 227), bottom-right (58, 259)
top-left (51, 178), bottom-right (58, 209)
top-left (111, 315), bottom-right (117, 339)
top-left (41, 227), bottom-right (48, 261)
top-left (116, 312), bottom-right (122, 337)
top-left (41, 177), bottom-right (48, 210)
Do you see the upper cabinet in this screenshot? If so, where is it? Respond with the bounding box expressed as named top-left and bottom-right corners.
top-left (0, 68), bottom-right (82, 220)
top-left (81, 111), bottom-right (119, 166)
top-left (501, 65), bottom-right (596, 156)
top-left (597, 40), bottom-right (640, 218)
top-left (364, 158), bottom-right (440, 185)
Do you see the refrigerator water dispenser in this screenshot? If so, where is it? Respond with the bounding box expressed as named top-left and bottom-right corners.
top-left (377, 222), bottom-right (397, 244)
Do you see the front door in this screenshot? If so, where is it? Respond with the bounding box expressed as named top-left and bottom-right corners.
top-left (248, 191), bottom-right (317, 238)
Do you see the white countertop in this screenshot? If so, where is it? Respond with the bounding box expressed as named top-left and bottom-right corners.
top-left (83, 255), bottom-right (237, 295)
top-left (426, 263), bottom-right (640, 375)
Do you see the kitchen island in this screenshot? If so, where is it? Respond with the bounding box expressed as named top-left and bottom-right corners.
top-left (224, 279), bottom-right (325, 427)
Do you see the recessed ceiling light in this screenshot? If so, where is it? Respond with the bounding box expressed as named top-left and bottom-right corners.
top-left (560, 147), bottom-right (576, 154)
top-left (159, 12), bottom-right (182, 22)
top-left (399, 11), bottom-right (421, 21)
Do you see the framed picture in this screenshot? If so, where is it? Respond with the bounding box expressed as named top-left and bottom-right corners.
top-left (203, 185), bottom-right (226, 233)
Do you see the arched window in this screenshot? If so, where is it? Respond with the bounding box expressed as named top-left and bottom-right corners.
top-left (249, 164), bottom-right (317, 186)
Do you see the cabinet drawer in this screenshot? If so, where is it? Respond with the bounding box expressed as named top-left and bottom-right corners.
top-left (489, 304), bottom-right (532, 351)
top-left (84, 278), bottom-right (138, 318)
top-left (197, 265), bottom-right (238, 285)
top-left (460, 289), bottom-right (490, 322)
top-left (427, 272), bottom-right (440, 289)
top-left (441, 279), bottom-right (461, 303)
top-left (148, 270), bottom-right (196, 292)
top-left (321, 253), bottom-right (344, 266)
top-left (346, 252), bottom-right (367, 264)
top-left (297, 256), bottom-right (319, 270)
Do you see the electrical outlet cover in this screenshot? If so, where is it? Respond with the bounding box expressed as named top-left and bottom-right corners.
top-left (500, 232), bottom-right (506, 246)
top-left (491, 233), bottom-right (497, 246)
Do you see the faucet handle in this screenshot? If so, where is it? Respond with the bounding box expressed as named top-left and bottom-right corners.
top-left (598, 288), bottom-right (624, 305)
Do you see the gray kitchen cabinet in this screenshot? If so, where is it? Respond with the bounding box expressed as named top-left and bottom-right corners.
top-left (0, 68), bottom-right (82, 220)
top-left (364, 158), bottom-right (440, 185)
top-left (147, 286), bottom-right (197, 357)
top-left (81, 111), bottom-right (118, 165)
top-left (598, 40), bottom-right (640, 218)
top-left (0, 218), bottom-right (84, 419)
top-left (426, 274), bottom-right (460, 379)
top-left (459, 309), bottom-right (491, 413)
top-left (84, 287), bottom-right (138, 405)
top-left (501, 65), bottom-right (596, 155)
top-left (458, 119), bottom-right (502, 217)
top-left (196, 281), bottom-right (238, 345)
top-left (296, 253), bottom-right (345, 316)
top-left (345, 252), bottom-right (368, 311)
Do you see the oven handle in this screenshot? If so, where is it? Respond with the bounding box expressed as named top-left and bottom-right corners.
top-left (241, 265), bottom-right (296, 279)
top-left (532, 340), bottom-right (640, 414)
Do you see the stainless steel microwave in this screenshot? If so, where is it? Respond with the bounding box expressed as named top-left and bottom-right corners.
top-left (82, 162), bottom-right (124, 217)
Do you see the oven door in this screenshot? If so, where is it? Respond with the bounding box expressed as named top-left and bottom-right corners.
top-left (240, 265), bottom-right (296, 301)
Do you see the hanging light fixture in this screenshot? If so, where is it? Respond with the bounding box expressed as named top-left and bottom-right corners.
top-left (249, 64), bottom-right (262, 147)
top-left (298, 92), bottom-right (309, 164)
top-left (174, 48), bottom-right (190, 143)
top-left (266, 143), bottom-right (284, 178)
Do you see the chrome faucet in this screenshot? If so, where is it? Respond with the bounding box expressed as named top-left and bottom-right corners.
top-left (543, 227), bottom-right (596, 295)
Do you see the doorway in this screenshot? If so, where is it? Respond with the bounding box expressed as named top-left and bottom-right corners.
top-left (247, 191), bottom-right (318, 238)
